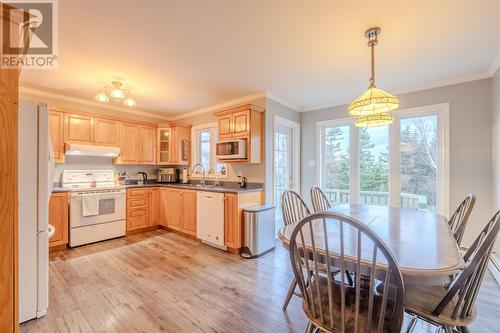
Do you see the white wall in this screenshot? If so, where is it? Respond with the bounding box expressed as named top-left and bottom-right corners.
top-left (492, 69), bottom-right (500, 257)
top-left (53, 156), bottom-right (162, 185)
top-left (301, 79), bottom-right (494, 247)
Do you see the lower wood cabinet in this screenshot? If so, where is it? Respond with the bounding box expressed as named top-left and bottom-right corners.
top-left (159, 188), bottom-right (197, 236)
top-left (126, 188), bottom-right (151, 232)
top-left (49, 192), bottom-right (69, 248)
top-left (224, 191), bottom-right (264, 251)
top-left (150, 188), bottom-right (160, 226)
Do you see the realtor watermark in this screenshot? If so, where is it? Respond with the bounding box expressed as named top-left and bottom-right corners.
top-left (1, 0), bottom-right (58, 69)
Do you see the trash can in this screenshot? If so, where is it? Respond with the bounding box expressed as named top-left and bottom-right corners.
top-left (241, 205), bottom-right (275, 258)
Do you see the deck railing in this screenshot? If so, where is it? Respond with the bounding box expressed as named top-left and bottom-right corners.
top-left (324, 189), bottom-right (427, 209)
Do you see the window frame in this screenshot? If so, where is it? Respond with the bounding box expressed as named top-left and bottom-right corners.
top-left (316, 103), bottom-right (450, 216)
top-left (191, 122), bottom-right (228, 179)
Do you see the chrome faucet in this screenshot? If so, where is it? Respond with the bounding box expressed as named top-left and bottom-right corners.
top-left (191, 163), bottom-right (206, 186)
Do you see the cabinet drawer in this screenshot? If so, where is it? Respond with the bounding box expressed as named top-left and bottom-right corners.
top-left (127, 189), bottom-right (150, 197)
top-left (128, 198), bottom-right (148, 208)
top-left (127, 207), bottom-right (149, 219)
top-left (128, 217), bottom-right (148, 230)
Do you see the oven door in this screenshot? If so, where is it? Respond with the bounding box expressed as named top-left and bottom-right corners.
top-left (70, 190), bottom-right (126, 228)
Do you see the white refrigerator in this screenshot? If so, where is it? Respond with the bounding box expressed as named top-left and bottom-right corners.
top-left (18, 100), bottom-right (54, 323)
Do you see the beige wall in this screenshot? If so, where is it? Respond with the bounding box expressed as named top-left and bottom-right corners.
top-left (301, 78), bottom-right (494, 247)
top-left (492, 69), bottom-right (500, 257)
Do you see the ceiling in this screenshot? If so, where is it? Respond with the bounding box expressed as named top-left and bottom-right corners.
top-left (20, 0), bottom-right (500, 118)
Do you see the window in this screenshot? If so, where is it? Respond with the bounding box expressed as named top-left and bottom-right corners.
top-left (192, 124), bottom-right (227, 178)
top-left (317, 104), bottom-right (449, 215)
top-left (321, 125), bottom-right (350, 204)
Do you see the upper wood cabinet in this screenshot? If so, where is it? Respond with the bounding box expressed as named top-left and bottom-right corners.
top-left (48, 110), bottom-right (65, 163)
top-left (94, 117), bottom-right (119, 146)
top-left (48, 192), bottom-right (69, 248)
top-left (64, 113), bottom-right (94, 145)
top-left (213, 104), bottom-right (264, 163)
top-left (116, 122), bottom-right (140, 164)
top-left (140, 125), bottom-right (156, 164)
top-left (114, 123), bottom-right (157, 165)
top-left (157, 124), bottom-right (191, 165)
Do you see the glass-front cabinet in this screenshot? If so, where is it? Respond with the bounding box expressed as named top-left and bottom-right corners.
top-left (158, 128), bottom-right (171, 164)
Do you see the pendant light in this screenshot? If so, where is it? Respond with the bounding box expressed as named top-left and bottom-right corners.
top-left (349, 27), bottom-right (398, 127)
top-left (95, 80), bottom-right (137, 107)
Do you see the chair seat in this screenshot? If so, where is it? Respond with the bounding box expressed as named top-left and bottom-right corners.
top-left (404, 283), bottom-right (476, 327)
top-left (302, 275), bottom-right (397, 332)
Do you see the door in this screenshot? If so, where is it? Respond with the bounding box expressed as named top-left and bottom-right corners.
top-left (119, 122), bottom-right (140, 163)
top-left (94, 117), bottom-right (119, 146)
top-left (48, 111), bottom-right (64, 163)
top-left (182, 190), bottom-right (197, 236)
top-left (64, 113), bottom-right (94, 144)
top-left (273, 117), bottom-right (300, 235)
top-left (157, 128), bottom-right (171, 164)
top-left (232, 110), bottom-right (250, 137)
top-left (140, 125), bottom-right (156, 164)
top-left (217, 114), bottom-right (233, 139)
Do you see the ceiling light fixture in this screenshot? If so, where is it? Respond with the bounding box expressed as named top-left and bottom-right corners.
top-left (95, 80), bottom-right (137, 107)
top-left (349, 27), bottom-right (398, 127)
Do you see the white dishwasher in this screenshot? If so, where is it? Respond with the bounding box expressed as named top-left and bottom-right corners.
top-left (196, 191), bottom-right (225, 249)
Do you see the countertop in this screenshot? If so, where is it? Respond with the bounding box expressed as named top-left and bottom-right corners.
top-left (124, 181), bottom-right (264, 194)
top-left (52, 186), bottom-right (70, 193)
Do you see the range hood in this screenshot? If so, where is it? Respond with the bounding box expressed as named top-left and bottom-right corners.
top-left (65, 143), bottom-right (120, 157)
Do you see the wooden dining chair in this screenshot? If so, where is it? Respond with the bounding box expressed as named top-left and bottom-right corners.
top-left (310, 185), bottom-right (331, 212)
top-left (281, 190), bottom-right (311, 311)
top-left (404, 210), bottom-right (500, 333)
top-left (448, 193), bottom-right (476, 247)
top-left (289, 211), bottom-right (405, 333)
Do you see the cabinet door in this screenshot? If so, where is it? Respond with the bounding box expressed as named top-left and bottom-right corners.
top-left (64, 113), bottom-right (94, 144)
top-left (157, 128), bottom-right (171, 164)
top-left (118, 122), bottom-right (140, 164)
top-left (182, 190), bottom-right (197, 236)
top-left (140, 126), bottom-right (156, 164)
top-left (159, 188), bottom-right (169, 226)
top-left (94, 117), bottom-right (119, 146)
top-left (232, 110), bottom-right (250, 137)
top-left (224, 193), bottom-right (238, 248)
top-left (150, 188), bottom-right (160, 226)
top-left (49, 193), bottom-right (68, 247)
top-left (218, 114), bottom-right (233, 139)
top-left (167, 190), bottom-right (183, 231)
top-left (48, 111), bottom-right (64, 163)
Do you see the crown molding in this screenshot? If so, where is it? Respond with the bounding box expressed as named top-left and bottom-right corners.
top-left (489, 52), bottom-right (500, 76)
top-left (265, 92), bottom-right (301, 111)
top-left (19, 85), bottom-right (172, 121)
top-left (170, 92), bottom-right (268, 121)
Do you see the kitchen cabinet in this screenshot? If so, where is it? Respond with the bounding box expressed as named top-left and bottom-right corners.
top-left (126, 188), bottom-right (151, 232)
top-left (159, 188), bottom-right (196, 236)
top-left (49, 192), bottom-right (69, 248)
top-left (140, 125), bottom-right (156, 164)
top-left (64, 113), bottom-right (94, 145)
top-left (224, 191), bottom-right (264, 252)
top-left (49, 110), bottom-right (65, 163)
top-left (213, 104), bottom-right (263, 163)
top-left (150, 188), bottom-right (160, 226)
top-left (115, 123), bottom-right (157, 165)
top-left (93, 116), bottom-right (119, 146)
top-left (157, 124), bottom-right (191, 165)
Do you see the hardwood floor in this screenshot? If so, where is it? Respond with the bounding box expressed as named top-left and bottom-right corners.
top-left (21, 230), bottom-right (500, 333)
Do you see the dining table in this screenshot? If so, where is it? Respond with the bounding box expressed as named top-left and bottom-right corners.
top-left (278, 204), bottom-right (465, 282)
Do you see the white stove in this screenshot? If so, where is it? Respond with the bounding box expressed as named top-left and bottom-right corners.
top-left (62, 170), bottom-right (126, 247)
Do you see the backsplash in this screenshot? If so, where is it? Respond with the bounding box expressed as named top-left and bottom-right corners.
top-left (53, 155), bottom-right (265, 185)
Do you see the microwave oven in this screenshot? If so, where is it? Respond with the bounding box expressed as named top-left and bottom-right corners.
top-left (216, 139), bottom-right (247, 160)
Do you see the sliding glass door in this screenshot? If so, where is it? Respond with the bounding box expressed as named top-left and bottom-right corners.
top-left (317, 104), bottom-right (449, 215)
